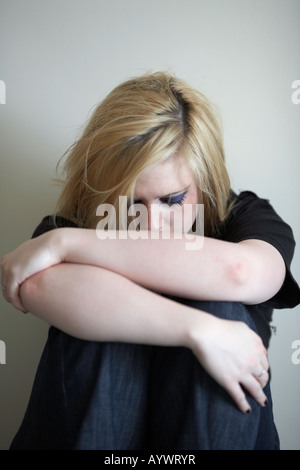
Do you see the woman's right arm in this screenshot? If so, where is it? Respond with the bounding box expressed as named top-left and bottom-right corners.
top-left (20, 262), bottom-right (269, 414)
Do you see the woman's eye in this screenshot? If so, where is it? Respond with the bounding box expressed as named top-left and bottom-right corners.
top-left (161, 192), bottom-right (187, 206)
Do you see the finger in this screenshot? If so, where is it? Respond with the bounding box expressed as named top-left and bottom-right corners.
top-left (226, 380), bottom-right (251, 414)
top-left (2, 288), bottom-right (10, 304)
top-left (261, 354), bottom-right (270, 374)
top-left (4, 281), bottom-right (28, 313)
top-left (12, 291), bottom-right (28, 313)
top-left (241, 374), bottom-right (268, 407)
top-left (254, 368), bottom-right (269, 389)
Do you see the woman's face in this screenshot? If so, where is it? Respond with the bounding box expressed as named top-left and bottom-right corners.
top-left (132, 157), bottom-right (199, 234)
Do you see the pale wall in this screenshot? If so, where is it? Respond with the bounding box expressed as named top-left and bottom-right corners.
top-left (0, 0), bottom-right (299, 450)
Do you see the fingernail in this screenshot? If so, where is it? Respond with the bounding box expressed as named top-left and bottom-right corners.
top-left (263, 398), bottom-right (268, 407)
top-left (245, 408), bottom-right (251, 414)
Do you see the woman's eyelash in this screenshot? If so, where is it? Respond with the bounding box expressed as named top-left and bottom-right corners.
top-left (161, 192), bottom-right (187, 206)
top-left (130, 190), bottom-right (188, 207)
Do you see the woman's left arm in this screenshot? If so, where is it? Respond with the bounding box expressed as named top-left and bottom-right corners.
top-left (1, 227), bottom-right (285, 311)
top-left (62, 229), bottom-right (286, 303)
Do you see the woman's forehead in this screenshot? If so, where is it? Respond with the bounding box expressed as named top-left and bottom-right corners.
top-left (134, 158), bottom-right (195, 200)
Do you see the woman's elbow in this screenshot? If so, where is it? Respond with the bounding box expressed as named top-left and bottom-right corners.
top-left (232, 242), bottom-right (286, 305)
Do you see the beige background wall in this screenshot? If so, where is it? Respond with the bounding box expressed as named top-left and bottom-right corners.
top-left (0, 0), bottom-right (299, 450)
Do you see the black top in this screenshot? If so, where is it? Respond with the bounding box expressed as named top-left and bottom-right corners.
top-left (216, 191), bottom-right (300, 346)
top-left (32, 191), bottom-right (300, 348)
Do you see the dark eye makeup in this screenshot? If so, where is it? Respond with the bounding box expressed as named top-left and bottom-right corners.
top-left (160, 190), bottom-right (187, 206)
top-left (129, 189), bottom-right (189, 208)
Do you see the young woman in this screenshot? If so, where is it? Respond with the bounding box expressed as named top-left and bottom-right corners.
top-left (2, 72), bottom-right (300, 450)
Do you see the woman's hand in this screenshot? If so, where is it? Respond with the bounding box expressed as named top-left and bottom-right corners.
top-left (1, 230), bottom-right (64, 312)
top-left (187, 314), bottom-right (269, 413)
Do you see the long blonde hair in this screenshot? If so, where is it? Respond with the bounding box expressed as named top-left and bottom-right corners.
top-left (55, 72), bottom-right (231, 235)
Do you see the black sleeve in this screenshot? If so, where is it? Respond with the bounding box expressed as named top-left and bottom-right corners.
top-left (220, 191), bottom-right (300, 309)
top-left (32, 215), bottom-right (78, 239)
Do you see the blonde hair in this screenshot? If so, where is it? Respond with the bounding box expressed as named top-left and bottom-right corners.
top-left (55, 72), bottom-right (231, 235)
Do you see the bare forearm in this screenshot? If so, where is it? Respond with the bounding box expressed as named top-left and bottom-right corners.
top-left (20, 263), bottom-right (209, 345)
top-left (57, 228), bottom-right (284, 304)
top-left (57, 228), bottom-right (245, 301)
top-left (2, 226), bottom-right (284, 315)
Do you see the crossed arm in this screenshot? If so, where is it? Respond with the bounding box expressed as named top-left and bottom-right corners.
top-left (1, 228), bottom-right (285, 412)
top-left (19, 227), bottom-right (285, 303)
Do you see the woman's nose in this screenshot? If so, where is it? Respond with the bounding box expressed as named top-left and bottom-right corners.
top-left (146, 203), bottom-right (162, 232)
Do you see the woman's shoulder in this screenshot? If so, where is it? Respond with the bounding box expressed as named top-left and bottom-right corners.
top-left (229, 189), bottom-right (269, 210)
top-left (32, 215), bottom-right (78, 239)
top-left (222, 190), bottom-right (300, 309)
top-left (225, 189), bottom-right (288, 226)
